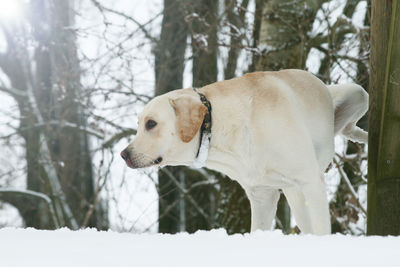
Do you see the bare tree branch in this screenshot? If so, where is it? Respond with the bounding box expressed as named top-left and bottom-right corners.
top-left (333, 158), bottom-right (367, 216)
top-left (90, 0), bottom-right (159, 43)
top-left (0, 86), bottom-right (27, 98)
top-left (102, 128), bottom-right (137, 149)
top-left (0, 188), bottom-right (59, 228)
top-left (160, 168), bottom-right (211, 225)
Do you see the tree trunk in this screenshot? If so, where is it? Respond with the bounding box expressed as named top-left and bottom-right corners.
top-left (191, 0), bottom-right (218, 87)
top-left (0, 0), bottom-right (108, 229)
top-left (30, 0), bottom-right (107, 229)
top-left (254, 0), bottom-right (326, 71)
top-left (367, 0), bottom-right (400, 236)
top-left (224, 0), bottom-right (249, 79)
top-left (0, 24), bottom-right (51, 227)
top-left (155, 0), bottom-right (189, 233)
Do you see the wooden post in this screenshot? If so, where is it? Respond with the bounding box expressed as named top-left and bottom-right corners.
top-left (367, 0), bottom-right (400, 236)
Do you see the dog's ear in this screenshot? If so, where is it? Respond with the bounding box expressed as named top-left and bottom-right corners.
top-left (169, 94), bottom-right (207, 143)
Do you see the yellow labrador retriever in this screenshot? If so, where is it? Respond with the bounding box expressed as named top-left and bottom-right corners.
top-left (121, 69), bottom-right (368, 235)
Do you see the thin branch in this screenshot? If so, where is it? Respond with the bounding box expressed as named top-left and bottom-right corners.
top-left (90, 0), bottom-right (159, 43)
top-left (102, 128), bottom-right (136, 149)
top-left (0, 86), bottom-right (27, 98)
top-left (1, 120), bottom-right (104, 140)
top-left (333, 158), bottom-right (367, 215)
top-left (81, 149), bottom-right (112, 228)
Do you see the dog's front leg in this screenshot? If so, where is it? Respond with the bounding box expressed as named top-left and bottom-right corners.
top-left (245, 187), bottom-right (280, 232)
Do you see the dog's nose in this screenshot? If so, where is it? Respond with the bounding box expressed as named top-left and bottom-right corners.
top-left (120, 149), bottom-right (130, 161)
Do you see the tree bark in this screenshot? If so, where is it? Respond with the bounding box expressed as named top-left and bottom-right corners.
top-left (224, 0), bottom-right (249, 79)
top-left (254, 0), bottom-right (327, 71)
top-left (367, 0), bottom-right (400, 236)
top-left (191, 0), bottom-right (218, 87)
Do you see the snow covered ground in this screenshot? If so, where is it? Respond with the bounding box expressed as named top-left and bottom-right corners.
top-left (0, 228), bottom-right (399, 267)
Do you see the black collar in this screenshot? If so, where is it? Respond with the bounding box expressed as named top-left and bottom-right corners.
top-left (193, 88), bottom-right (212, 165)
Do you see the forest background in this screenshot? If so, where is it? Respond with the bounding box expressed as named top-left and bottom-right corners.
top-left (0, 0), bottom-right (378, 235)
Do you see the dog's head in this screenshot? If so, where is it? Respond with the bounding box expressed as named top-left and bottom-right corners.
top-left (120, 89), bottom-right (208, 168)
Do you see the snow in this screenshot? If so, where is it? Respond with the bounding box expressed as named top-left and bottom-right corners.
top-left (0, 228), bottom-right (399, 267)
top-left (192, 131), bottom-right (210, 169)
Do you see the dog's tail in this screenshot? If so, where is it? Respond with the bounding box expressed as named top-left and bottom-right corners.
top-left (327, 83), bottom-right (369, 144)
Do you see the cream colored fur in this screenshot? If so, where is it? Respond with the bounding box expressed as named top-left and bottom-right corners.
top-left (121, 69), bottom-right (368, 235)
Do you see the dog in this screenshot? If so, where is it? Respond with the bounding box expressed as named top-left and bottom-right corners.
top-left (120, 69), bottom-right (368, 235)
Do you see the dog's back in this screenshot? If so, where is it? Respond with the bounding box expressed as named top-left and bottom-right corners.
top-left (208, 69), bottom-right (368, 174)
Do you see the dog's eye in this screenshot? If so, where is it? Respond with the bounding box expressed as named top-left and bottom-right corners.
top-left (145, 119), bottom-right (157, 130)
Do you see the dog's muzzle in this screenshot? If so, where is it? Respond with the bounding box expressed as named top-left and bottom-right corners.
top-left (120, 149), bottom-right (162, 168)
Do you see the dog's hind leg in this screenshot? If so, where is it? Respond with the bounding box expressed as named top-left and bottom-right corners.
top-left (282, 187), bottom-right (313, 234)
top-left (245, 187), bottom-right (280, 232)
top-left (300, 176), bottom-right (331, 235)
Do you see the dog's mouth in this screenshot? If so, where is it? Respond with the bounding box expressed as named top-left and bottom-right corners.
top-left (121, 150), bottom-right (163, 169)
top-left (129, 156), bottom-right (163, 169)
top-left (124, 157), bottom-right (134, 168)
